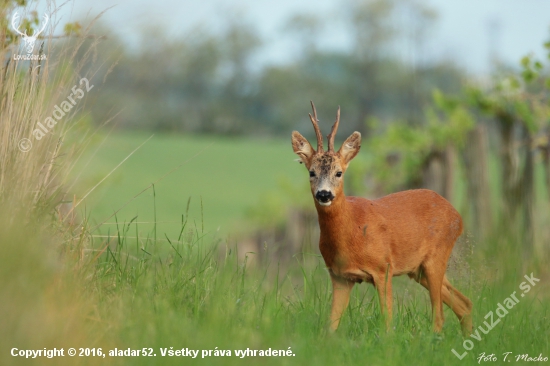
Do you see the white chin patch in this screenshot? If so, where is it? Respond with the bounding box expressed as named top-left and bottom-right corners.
top-left (318, 201), bottom-right (332, 207)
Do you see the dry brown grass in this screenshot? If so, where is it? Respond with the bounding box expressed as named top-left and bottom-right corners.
top-left (0, 1), bottom-right (106, 218)
top-left (0, 3), bottom-right (111, 364)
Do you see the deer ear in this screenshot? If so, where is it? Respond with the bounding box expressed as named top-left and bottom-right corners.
top-left (339, 132), bottom-right (361, 164)
top-left (291, 131), bottom-right (315, 168)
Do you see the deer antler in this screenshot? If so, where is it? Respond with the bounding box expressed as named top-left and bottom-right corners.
top-left (308, 101), bottom-right (324, 152)
top-left (32, 13), bottom-right (49, 37)
top-left (11, 13), bottom-right (27, 37)
top-left (327, 106), bottom-right (340, 152)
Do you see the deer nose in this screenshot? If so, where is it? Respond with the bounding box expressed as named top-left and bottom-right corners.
top-left (315, 190), bottom-right (334, 203)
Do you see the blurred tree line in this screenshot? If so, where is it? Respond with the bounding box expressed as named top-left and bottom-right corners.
top-left (81, 0), bottom-right (464, 138)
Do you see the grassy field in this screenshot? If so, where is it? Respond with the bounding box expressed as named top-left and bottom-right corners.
top-left (71, 131), bottom-right (307, 239)
top-left (3, 132), bottom-right (549, 366)
top-left (2, 131), bottom-right (547, 366)
top-left (2, 207), bottom-right (548, 366)
top-left (19, 131), bottom-right (535, 366)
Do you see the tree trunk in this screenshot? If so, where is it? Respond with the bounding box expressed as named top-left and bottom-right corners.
top-left (498, 113), bottom-right (521, 222)
top-left (462, 125), bottom-right (492, 241)
top-left (444, 145), bottom-right (455, 201)
top-left (422, 146), bottom-right (455, 202)
top-left (542, 138), bottom-right (550, 202)
top-left (497, 112), bottom-right (535, 256)
top-left (519, 126), bottom-right (534, 257)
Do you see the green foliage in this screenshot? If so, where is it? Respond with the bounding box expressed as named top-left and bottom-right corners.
top-left (367, 38), bottom-right (550, 196)
top-left (367, 90), bottom-right (474, 191)
top-left (464, 51), bottom-right (550, 136)
top-left (1, 4), bottom-right (41, 49)
top-left (63, 21), bottom-right (82, 36)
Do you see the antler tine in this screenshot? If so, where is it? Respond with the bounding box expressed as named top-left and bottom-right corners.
top-left (308, 101), bottom-right (324, 152)
top-left (33, 13), bottom-right (49, 37)
top-left (11, 13), bottom-right (26, 36)
top-left (327, 106), bottom-right (340, 152)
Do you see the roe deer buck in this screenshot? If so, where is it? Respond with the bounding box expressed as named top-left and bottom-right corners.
top-left (291, 102), bottom-right (473, 335)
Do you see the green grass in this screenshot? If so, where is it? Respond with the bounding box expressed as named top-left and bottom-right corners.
top-left (4, 189), bottom-right (549, 366)
top-left (6, 130), bottom-right (550, 366)
top-left (55, 131), bottom-right (548, 366)
top-left (71, 131), bottom-right (305, 238)
top-left (6, 216), bottom-right (545, 366)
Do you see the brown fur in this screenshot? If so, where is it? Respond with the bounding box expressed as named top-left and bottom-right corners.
top-left (291, 105), bottom-right (473, 335)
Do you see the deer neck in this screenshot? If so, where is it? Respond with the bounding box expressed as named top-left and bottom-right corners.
top-left (315, 193), bottom-right (350, 240)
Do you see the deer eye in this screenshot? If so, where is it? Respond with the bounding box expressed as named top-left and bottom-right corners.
top-left (309, 171), bottom-right (316, 178)
top-left (336, 171), bottom-right (342, 177)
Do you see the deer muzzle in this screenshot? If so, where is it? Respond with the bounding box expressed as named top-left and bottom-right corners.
top-left (315, 190), bottom-right (335, 206)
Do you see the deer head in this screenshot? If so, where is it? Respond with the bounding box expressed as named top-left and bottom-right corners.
top-left (12, 12), bottom-right (49, 54)
top-left (291, 102), bottom-right (361, 207)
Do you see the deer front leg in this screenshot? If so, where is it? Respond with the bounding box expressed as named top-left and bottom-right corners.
top-left (329, 271), bottom-right (354, 332)
top-left (374, 268), bottom-right (393, 331)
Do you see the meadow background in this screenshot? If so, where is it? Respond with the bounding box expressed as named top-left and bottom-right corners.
top-left (1, 0), bottom-right (549, 365)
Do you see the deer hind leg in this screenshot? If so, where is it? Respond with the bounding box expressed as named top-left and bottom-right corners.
top-left (408, 269), bottom-right (443, 324)
top-left (442, 275), bottom-right (473, 336)
top-left (414, 262), bottom-right (445, 332)
top-left (373, 267), bottom-right (393, 331)
top-left (409, 271), bottom-right (473, 335)
top-left (328, 272), bottom-right (355, 332)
